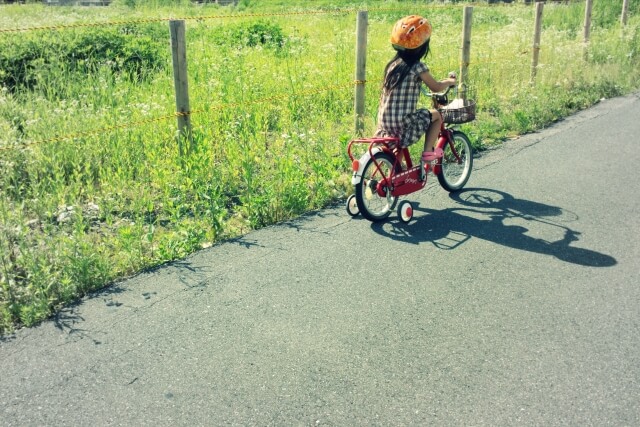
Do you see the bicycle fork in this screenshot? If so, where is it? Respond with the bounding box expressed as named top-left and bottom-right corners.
top-left (433, 129), bottom-right (459, 175)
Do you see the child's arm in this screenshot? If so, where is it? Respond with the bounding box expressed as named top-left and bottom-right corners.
top-left (420, 71), bottom-right (456, 93)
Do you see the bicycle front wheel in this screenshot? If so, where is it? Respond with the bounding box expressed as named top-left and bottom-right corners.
top-left (355, 152), bottom-right (398, 222)
top-left (437, 130), bottom-right (473, 192)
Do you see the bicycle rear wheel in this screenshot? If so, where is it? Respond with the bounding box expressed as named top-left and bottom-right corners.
top-left (355, 152), bottom-right (398, 222)
top-left (437, 130), bottom-right (473, 192)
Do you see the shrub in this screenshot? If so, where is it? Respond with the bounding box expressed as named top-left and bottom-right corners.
top-left (0, 24), bottom-right (166, 94)
top-left (210, 21), bottom-right (286, 49)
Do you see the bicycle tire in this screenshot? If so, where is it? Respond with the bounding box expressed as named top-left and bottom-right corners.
top-left (437, 130), bottom-right (473, 192)
top-left (355, 152), bottom-right (398, 222)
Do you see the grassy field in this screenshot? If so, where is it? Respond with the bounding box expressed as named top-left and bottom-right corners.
top-left (1, 0), bottom-right (639, 334)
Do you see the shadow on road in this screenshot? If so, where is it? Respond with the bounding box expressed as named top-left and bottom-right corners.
top-left (371, 188), bottom-right (617, 267)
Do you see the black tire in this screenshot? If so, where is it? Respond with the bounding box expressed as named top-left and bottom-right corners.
top-left (355, 152), bottom-right (398, 222)
top-left (437, 130), bottom-right (473, 192)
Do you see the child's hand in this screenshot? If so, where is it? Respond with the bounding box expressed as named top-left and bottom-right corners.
top-left (448, 71), bottom-right (457, 87)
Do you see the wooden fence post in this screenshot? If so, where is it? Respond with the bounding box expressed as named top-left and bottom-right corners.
top-left (530, 1), bottom-right (544, 85)
top-left (354, 10), bottom-right (368, 137)
top-left (582, 0), bottom-right (593, 60)
top-left (583, 0), bottom-right (593, 43)
top-left (170, 20), bottom-right (193, 155)
top-left (621, 0), bottom-right (630, 26)
top-left (459, 6), bottom-right (473, 98)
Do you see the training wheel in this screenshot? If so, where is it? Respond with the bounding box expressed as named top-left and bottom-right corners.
top-left (346, 194), bottom-right (360, 217)
top-left (398, 200), bottom-right (413, 223)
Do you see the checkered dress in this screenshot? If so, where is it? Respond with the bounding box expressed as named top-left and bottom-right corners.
top-left (374, 60), bottom-right (432, 148)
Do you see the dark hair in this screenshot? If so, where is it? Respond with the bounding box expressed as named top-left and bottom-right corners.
top-left (382, 40), bottom-right (430, 90)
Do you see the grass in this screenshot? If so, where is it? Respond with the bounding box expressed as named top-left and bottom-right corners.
top-left (1, 0), bottom-right (639, 334)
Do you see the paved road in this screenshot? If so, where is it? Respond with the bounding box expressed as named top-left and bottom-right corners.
top-left (2, 93), bottom-right (639, 426)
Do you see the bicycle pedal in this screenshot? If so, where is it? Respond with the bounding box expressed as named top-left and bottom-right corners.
top-left (365, 186), bottom-right (373, 199)
top-left (421, 148), bottom-right (444, 162)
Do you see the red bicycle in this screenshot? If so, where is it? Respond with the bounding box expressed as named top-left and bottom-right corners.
top-left (346, 86), bottom-right (476, 223)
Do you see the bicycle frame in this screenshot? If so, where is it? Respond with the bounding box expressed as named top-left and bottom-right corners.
top-left (433, 125), bottom-right (458, 176)
top-left (348, 121), bottom-right (461, 198)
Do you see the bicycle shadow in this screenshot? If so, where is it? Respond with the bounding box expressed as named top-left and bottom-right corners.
top-left (370, 188), bottom-right (617, 267)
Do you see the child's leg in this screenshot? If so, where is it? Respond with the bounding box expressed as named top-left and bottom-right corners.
top-left (419, 110), bottom-right (443, 181)
top-left (423, 109), bottom-right (442, 152)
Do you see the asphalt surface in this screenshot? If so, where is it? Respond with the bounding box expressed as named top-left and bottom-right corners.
top-left (1, 93), bottom-right (639, 426)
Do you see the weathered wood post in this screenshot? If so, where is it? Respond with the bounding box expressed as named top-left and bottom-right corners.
top-left (621, 0), bottom-right (630, 26)
top-left (583, 0), bottom-right (593, 60)
top-left (354, 10), bottom-right (368, 136)
top-left (170, 20), bottom-right (192, 155)
top-left (531, 1), bottom-right (544, 84)
top-left (459, 6), bottom-right (473, 98)
top-left (583, 0), bottom-right (594, 42)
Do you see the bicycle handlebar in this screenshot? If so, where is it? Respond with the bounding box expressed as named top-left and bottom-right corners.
top-left (421, 71), bottom-right (457, 98)
top-left (421, 85), bottom-right (457, 109)
top-left (420, 84), bottom-right (455, 99)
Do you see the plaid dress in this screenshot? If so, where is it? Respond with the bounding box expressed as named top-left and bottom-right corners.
top-left (374, 59), bottom-right (432, 148)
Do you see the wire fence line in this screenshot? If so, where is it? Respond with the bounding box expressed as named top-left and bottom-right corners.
top-left (0, 2), bottom-right (518, 33)
top-left (0, 1), bottom-right (627, 153)
top-left (0, 80), bottom-right (365, 152)
top-left (0, 5), bottom-right (438, 33)
top-left (0, 10), bottom-right (355, 33)
top-left (0, 5), bottom-right (422, 153)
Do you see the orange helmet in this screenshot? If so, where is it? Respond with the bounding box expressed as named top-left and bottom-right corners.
top-left (390, 15), bottom-right (432, 51)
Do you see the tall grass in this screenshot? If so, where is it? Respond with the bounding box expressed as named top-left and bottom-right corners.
top-left (1, 0), bottom-right (639, 333)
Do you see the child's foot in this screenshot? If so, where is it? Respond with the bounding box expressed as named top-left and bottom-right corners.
top-left (421, 147), bottom-right (444, 162)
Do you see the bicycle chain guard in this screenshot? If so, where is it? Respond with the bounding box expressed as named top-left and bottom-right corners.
top-left (390, 165), bottom-right (426, 197)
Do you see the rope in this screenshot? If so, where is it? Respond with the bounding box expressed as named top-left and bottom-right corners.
top-left (0, 80), bottom-right (362, 152)
top-left (0, 2), bottom-right (518, 34)
top-left (0, 8), bottom-right (358, 33)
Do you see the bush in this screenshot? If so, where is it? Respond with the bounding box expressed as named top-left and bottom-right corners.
top-left (210, 21), bottom-right (286, 49)
top-left (0, 24), bottom-right (166, 94)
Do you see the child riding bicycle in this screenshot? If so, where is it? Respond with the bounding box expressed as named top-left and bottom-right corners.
top-left (374, 15), bottom-right (456, 179)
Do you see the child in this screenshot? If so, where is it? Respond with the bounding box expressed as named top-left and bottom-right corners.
top-left (374, 15), bottom-right (456, 179)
